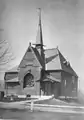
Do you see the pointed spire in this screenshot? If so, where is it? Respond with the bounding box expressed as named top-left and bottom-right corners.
top-left (35, 8), bottom-right (45, 69)
top-left (36, 8), bottom-right (43, 46)
top-left (38, 8), bottom-right (41, 26)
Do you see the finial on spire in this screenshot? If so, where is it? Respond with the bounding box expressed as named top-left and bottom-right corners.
top-left (57, 46), bottom-right (58, 49)
top-left (37, 8), bottom-right (41, 14)
top-left (29, 42), bottom-right (31, 46)
top-left (38, 8), bottom-right (41, 11)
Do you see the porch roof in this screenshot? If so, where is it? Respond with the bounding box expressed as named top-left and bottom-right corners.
top-left (36, 75), bottom-right (61, 83)
top-left (6, 77), bottom-right (19, 83)
top-left (46, 75), bottom-right (61, 82)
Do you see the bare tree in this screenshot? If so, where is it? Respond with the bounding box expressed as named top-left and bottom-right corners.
top-left (0, 29), bottom-right (15, 70)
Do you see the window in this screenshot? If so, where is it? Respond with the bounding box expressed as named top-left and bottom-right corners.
top-left (72, 76), bottom-right (75, 84)
top-left (23, 73), bottom-right (34, 88)
top-left (72, 76), bottom-right (76, 91)
top-left (72, 79), bottom-right (74, 84)
top-left (64, 80), bottom-right (66, 86)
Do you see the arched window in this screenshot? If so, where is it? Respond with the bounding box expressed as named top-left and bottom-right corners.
top-left (64, 80), bottom-right (66, 87)
top-left (72, 76), bottom-right (75, 84)
top-left (72, 76), bottom-right (76, 91)
top-left (23, 73), bottom-right (34, 88)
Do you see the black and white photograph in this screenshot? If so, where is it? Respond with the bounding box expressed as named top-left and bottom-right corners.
top-left (0, 0), bottom-right (84, 120)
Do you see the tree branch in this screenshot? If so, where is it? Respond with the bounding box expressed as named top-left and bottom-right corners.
top-left (0, 39), bottom-right (15, 67)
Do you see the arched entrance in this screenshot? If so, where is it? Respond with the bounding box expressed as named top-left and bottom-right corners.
top-left (23, 73), bottom-right (34, 88)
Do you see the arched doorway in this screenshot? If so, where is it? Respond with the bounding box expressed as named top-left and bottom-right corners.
top-left (23, 73), bottom-right (34, 88)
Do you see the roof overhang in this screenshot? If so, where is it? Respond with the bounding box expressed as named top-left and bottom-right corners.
top-left (36, 75), bottom-right (61, 83)
top-left (45, 75), bottom-right (61, 82)
top-left (6, 77), bottom-right (19, 83)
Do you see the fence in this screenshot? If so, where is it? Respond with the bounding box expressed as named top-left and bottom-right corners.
top-left (25, 101), bottom-right (84, 114)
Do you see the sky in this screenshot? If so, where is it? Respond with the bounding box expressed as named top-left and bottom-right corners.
top-left (0, 0), bottom-right (84, 91)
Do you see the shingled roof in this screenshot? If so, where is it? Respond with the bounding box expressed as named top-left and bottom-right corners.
top-left (45, 48), bottom-right (61, 70)
top-left (6, 47), bottom-right (78, 78)
top-left (45, 48), bottom-right (78, 77)
top-left (18, 45), bottom-right (44, 69)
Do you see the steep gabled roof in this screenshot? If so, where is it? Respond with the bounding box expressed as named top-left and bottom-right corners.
top-left (45, 48), bottom-right (78, 77)
top-left (45, 48), bottom-right (61, 70)
top-left (18, 45), bottom-right (44, 68)
top-left (6, 47), bottom-right (78, 78)
top-left (58, 50), bottom-right (78, 77)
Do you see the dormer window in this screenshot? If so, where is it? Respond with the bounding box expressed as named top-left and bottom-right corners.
top-left (63, 60), bottom-right (70, 67)
top-left (72, 76), bottom-right (75, 84)
top-left (63, 61), bottom-right (67, 64)
top-left (67, 61), bottom-right (70, 66)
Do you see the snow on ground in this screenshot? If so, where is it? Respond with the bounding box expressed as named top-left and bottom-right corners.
top-left (34, 98), bottom-right (82, 106)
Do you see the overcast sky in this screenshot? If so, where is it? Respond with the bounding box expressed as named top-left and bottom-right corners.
top-left (0, 0), bottom-right (84, 91)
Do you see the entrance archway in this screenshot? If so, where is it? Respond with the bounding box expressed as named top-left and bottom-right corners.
top-left (23, 73), bottom-right (34, 88)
